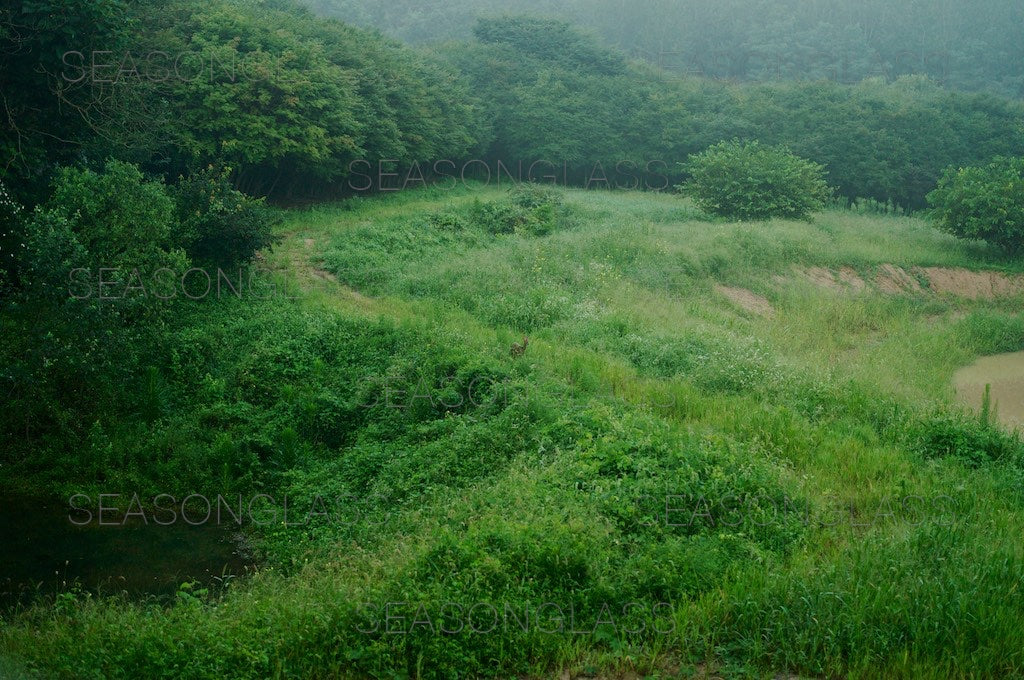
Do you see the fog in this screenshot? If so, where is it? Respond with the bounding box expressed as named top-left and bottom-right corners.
top-left (308, 0), bottom-right (1024, 96)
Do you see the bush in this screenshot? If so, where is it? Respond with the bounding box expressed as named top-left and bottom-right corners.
top-left (0, 164), bottom-right (193, 460)
top-left (927, 157), bottom-right (1024, 253)
top-left (911, 410), bottom-right (1023, 468)
top-left (469, 183), bottom-right (573, 237)
top-left (427, 211), bottom-right (469, 231)
top-left (681, 140), bottom-right (831, 221)
top-left (45, 160), bottom-right (177, 269)
top-left (171, 166), bottom-right (281, 268)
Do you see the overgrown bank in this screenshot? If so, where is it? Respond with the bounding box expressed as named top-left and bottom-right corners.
top-left (3, 185), bottom-right (1024, 678)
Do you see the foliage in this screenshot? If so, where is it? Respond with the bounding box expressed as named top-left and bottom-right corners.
top-left (6, 186), bottom-right (1024, 678)
top-left (2, 0), bottom-right (488, 201)
top-left (4, 0), bottom-right (1023, 211)
top-left (473, 16), bottom-right (626, 76)
top-left (445, 21), bottom-right (1024, 210)
top-left (681, 140), bottom-right (831, 221)
top-left (171, 166), bottom-right (282, 268)
top-left (0, 0), bottom-right (134, 192)
top-left (310, 0), bottom-right (1024, 99)
top-left (44, 161), bottom-right (178, 270)
top-left (842, 197), bottom-right (907, 217)
top-left (0, 162), bottom-right (188, 467)
top-left (130, 0), bottom-right (487, 198)
top-left (5, 0), bottom-right (1024, 676)
top-left (0, 180), bottom-right (25, 291)
top-left (911, 411), bottom-right (1023, 468)
top-left (927, 157), bottom-right (1024, 253)
top-left (469, 184), bottom-right (575, 236)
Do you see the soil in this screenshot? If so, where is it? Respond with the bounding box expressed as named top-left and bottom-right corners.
top-left (875, 264), bottom-right (922, 294)
top-left (913, 266), bottom-right (1024, 299)
top-left (797, 264), bottom-right (1024, 299)
top-left (714, 284), bottom-right (775, 317)
top-left (802, 266), bottom-right (842, 291)
top-left (837, 266), bottom-right (866, 291)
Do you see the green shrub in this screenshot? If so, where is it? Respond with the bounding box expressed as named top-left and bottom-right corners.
top-left (45, 160), bottom-right (178, 269)
top-left (911, 410), bottom-right (1023, 468)
top-left (0, 169), bottom-right (188, 466)
top-left (681, 140), bottom-right (831, 221)
top-left (29, 161), bottom-right (189, 321)
top-left (927, 156), bottom-right (1024, 253)
top-left (468, 199), bottom-right (519, 235)
top-left (171, 166), bottom-right (281, 268)
top-left (14, 208), bottom-right (89, 303)
top-left (469, 183), bottom-right (573, 236)
top-left (426, 211), bottom-right (469, 231)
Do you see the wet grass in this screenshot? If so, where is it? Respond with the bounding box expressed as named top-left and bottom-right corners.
top-left (3, 184), bottom-right (1024, 678)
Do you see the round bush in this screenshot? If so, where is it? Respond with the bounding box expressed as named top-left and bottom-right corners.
top-left (172, 166), bottom-right (281, 269)
top-left (681, 140), bottom-right (831, 221)
top-left (927, 156), bottom-right (1024, 253)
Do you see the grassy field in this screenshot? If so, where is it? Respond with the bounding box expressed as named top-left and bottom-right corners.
top-left (3, 184), bottom-right (1024, 679)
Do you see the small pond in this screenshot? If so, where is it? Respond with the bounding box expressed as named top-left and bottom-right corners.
top-left (0, 495), bottom-right (254, 611)
top-left (953, 350), bottom-right (1024, 429)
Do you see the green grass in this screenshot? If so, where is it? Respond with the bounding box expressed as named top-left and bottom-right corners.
top-left (3, 184), bottom-right (1024, 678)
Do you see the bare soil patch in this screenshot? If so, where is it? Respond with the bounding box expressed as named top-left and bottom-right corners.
top-left (801, 266), bottom-right (842, 291)
top-left (875, 264), bottom-right (922, 294)
top-left (914, 266), bottom-right (1024, 299)
top-left (837, 266), bottom-right (866, 291)
top-left (714, 284), bottom-right (775, 317)
top-left (796, 264), bottom-right (1023, 299)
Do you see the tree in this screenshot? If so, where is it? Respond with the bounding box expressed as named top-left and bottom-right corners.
top-left (132, 0), bottom-right (487, 198)
top-left (681, 140), bottom-right (831, 221)
top-left (473, 16), bottom-right (626, 76)
top-left (927, 157), bottom-right (1024, 253)
top-left (0, 179), bottom-right (24, 291)
top-left (0, 0), bottom-right (134, 195)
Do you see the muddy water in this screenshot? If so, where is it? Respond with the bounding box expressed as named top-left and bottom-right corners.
top-left (953, 351), bottom-right (1024, 429)
top-left (0, 495), bottom-right (254, 611)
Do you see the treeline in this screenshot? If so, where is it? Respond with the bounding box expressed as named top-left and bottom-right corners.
top-left (0, 0), bottom-right (483, 456)
top-left (308, 0), bottom-right (1024, 100)
top-left (0, 0), bottom-right (486, 202)
top-left (3, 2), bottom-right (1023, 211)
top-left (444, 16), bottom-right (1024, 210)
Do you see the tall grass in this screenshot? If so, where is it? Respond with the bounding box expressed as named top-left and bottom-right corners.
top-left (3, 185), bottom-right (1024, 678)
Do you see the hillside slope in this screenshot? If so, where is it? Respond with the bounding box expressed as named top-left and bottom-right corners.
top-left (4, 185), bottom-right (1024, 679)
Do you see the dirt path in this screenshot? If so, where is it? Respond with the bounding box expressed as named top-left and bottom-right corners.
top-left (264, 230), bottom-right (377, 310)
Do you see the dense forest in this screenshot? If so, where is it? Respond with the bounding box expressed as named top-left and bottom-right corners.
top-left (307, 0), bottom-right (1024, 98)
top-left (3, 0), bottom-right (1024, 208)
top-left (3, 0), bottom-right (1024, 678)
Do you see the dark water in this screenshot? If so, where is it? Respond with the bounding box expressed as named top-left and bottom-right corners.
top-left (0, 495), bottom-right (254, 611)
